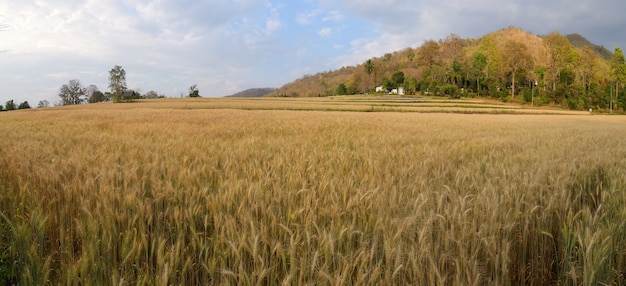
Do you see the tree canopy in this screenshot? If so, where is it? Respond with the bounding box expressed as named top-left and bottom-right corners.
top-left (188, 84), bottom-right (200, 98)
top-left (58, 79), bottom-right (86, 105)
top-left (109, 65), bottom-right (127, 102)
top-left (270, 27), bottom-right (623, 111)
top-left (501, 40), bottom-right (533, 99)
top-left (18, 101), bottom-right (31, 109)
top-left (5, 100), bottom-right (15, 111)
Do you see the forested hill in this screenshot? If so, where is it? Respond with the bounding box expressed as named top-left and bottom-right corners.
top-left (270, 27), bottom-right (624, 111)
top-left (565, 33), bottom-right (612, 60)
top-left (225, 87), bottom-right (276, 97)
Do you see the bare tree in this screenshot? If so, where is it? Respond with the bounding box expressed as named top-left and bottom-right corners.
top-left (145, 90), bottom-right (159, 99)
top-left (501, 40), bottom-right (533, 99)
top-left (37, 100), bottom-right (50, 108)
top-left (58, 79), bottom-right (86, 105)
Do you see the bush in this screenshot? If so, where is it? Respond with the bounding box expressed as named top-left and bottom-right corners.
top-left (18, 101), bottom-right (31, 109)
top-left (438, 84), bottom-right (458, 98)
top-left (336, 83), bottom-right (347, 95)
top-left (188, 85), bottom-right (200, 98)
top-left (563, 84), bottom-right (587, 110)
top-left (5, 100), bottom-right (15, 111)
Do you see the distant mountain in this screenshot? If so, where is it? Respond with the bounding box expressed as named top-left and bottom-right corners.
top-left (225, 88), bottom-right (276, 97)
top-left (565, 33), bottom-right (612, 60)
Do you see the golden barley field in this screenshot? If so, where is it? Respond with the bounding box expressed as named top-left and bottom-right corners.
top-left (1, 97), bottom-right (625, 285)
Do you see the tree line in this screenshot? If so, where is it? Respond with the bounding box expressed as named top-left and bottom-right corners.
top-left (57, 65), bottom-right (156, 105)
top-left (55, 65), bottom-right (200, 106)
top-left (4, 65), bottom-right (200, 110)
top-left (274, 27), bottom-right (626, 111)
top-left (0, 100), bottom-right (31, 112)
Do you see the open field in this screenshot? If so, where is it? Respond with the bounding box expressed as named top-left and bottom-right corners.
top-left (1, 97), bottom-right (625, 285)
top-left (54, 96), bottom-right (592, 115)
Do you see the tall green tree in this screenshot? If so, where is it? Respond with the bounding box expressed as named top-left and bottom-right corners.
top-left (610, 47), bottom-right (626, 111)
top-left (477, 35), bottom-right (501, 96)
top-left (478, 35), bottom-right (499, 79)
top-left (404, 77), bottom-right (418, 95)
top-left (335, 83), bottom-right (347, 95)
top-left (58, 79), bottom-right (86, 105)
top-left (544, 32), bottom-right (573, 91)
top-left (364, 59), bottom-right (376, 88)
top-left (391, 71), bottom-right (405, 89)
top-left (382, 78), bottom-right (392, 91)
top-left (501, 40), bottom-right (533, 99)
top-left (109, 65), bottom-right (127, 102)
top-left (470, 52), bottom-right (487, 94)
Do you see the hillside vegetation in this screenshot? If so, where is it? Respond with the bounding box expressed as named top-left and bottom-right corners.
top-left (272, 27), bottom-right (625, 112)
top-left (566, 33), bottom-right (612, 60)
top-left (1, 100), bottom-right (626, 284)
top-left (225, 88), bottom-right (276, 98)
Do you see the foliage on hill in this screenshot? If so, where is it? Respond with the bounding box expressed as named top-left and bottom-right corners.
top-left (271, 27), bottom-right (625, 111)
top-left (226, 87), bottom-right (276, 97)
top-left (566, 33), bottom-right (612, 60)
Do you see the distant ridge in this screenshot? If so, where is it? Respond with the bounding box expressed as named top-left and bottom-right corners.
top-left (565, 33), bottom-right (612, 60)
top-left (225, 87), bottom-right (276, 97)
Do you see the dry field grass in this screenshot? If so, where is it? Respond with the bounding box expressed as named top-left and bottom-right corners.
top-left (0, 98), bottom-right (625, 285)
top-left (70, 96), bottom-right (588, 115)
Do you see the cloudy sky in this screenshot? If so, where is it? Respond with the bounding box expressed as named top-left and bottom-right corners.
top-left (1, 0), bottom-right (625, 105)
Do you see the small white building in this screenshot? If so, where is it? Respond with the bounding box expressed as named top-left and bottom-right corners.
top-left (390, 87), bottom-right (405, 95)
top-left (375, 85), bottom-right (384, 93)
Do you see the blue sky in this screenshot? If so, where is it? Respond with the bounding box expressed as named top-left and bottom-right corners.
top-left (1, 0), bottom-right (625, 105)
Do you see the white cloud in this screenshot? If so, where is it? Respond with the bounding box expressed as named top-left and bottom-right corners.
top-left (323, 0), bottom-right (626, 68)
top-left (322, 10), bottom-right (344, 22)
top-left (1, 0), bottom-right (626, 105)
top-left (0, 0), bottom-right (285, 103)
top-left (333, 33), bottom-right (416, 67)
top-left (296, 10), bottom-right (319, 25)
top-left (296, 9), bottom-right (343, 25)
top-left (318, 27), bottom-right (332, 37)
top-left (266, 19), bottom-right (282, 35)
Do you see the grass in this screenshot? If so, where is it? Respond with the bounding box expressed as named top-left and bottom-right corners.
top-left (0, 98), bottom-right (625, 284)
top-left (64, 96), bottom-right (587, 115)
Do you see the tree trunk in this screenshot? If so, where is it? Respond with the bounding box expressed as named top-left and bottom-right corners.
top-left (374, 72), bottom-right (377, 89)
top-left (613, 81), bottom-right (619, 110)
top-left (511, 72), bottom-right (515, 99)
